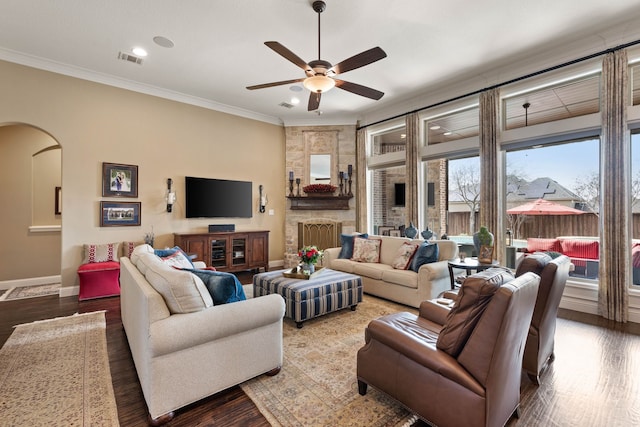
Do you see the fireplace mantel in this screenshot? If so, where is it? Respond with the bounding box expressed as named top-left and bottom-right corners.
top-left (287, 195), bottom-right (353, 210)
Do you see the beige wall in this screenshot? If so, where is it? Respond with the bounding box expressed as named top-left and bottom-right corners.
top-left (0, 60), bottom-right (286, 288)
top-left (0, 125), bottom-right (61, 280)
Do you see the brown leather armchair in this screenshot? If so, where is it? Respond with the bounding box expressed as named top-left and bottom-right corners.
top-left (515, 253), bottom-right (571, 384)
top-left (357, 268), bottom-right (540, 427)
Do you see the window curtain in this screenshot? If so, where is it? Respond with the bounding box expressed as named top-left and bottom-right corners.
top-left (356, 127), bottom-right (367, 232)
top-left (405, 113), bottom-right (420, 227)
top-left (599, 49), bottom-right (629, 322)
top-left (479, 88), bottom-right (501, 262)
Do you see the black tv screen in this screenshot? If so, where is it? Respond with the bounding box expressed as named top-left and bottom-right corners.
top-left (185, 176), bottom-right (253, 218)
top-left (394, 183), bottom-right (406, 206)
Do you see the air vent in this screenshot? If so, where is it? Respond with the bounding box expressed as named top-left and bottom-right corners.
top-left (118, 52), bottom-right (143, 65)
top-left (279, 102), bottom-right (294, 109)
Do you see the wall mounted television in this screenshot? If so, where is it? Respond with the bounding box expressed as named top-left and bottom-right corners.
top-left (185, 176), bottom-right (253, 218)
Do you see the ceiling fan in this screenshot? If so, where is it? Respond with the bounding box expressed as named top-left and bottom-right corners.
top-left (246, 0), bottom-right (387, 111)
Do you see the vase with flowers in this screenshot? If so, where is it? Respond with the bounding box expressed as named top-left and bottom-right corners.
top-left (298, 245), bottom-right (322, 275)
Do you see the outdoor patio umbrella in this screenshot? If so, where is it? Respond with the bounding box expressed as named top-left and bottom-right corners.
top-left (507, 198), bottom-right (585, 215)
top-left (507, 198), bottom-right (585, 238)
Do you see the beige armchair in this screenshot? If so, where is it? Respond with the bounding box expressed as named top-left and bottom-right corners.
top-left (357, 268), bottom-right (540, 427)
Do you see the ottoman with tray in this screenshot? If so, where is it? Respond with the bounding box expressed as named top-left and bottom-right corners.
top-left (253, 268), bottom-right (362, 328)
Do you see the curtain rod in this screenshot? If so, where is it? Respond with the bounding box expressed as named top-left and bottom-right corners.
top-left (357, 38), bottom-right (640, 131)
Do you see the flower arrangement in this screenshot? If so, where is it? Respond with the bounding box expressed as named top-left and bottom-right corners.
top-left (298, 245), bottom-right (322, 264)
top-left (303, 184), bottom-right (337, 194)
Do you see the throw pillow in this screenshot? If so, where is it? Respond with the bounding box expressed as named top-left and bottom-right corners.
top-left (351, 237), bottom-right (381, 263)
top-left (82, 242), bottom-right (121, 264)
top-left (437, 268), bottom-right (513, 358)
top-left (185, 269), bottom-right (247, 305)
top-left (136, 252), bottom-right (214, 313)
top-left (154, 246), bottom-right (195, 268)
top-left (410, 242), bottom-right (439, 272)
top-left (122, 241), bottom-right (142, 258)
top-left (160, 250), bottom-right (194, 269)
top-left (338, 233), bottom-right (369, 259)
top-left (391, 242), bottom-right (420, 270)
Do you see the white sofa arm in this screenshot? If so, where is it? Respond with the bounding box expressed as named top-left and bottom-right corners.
top-left (149, 293), bottom-right (285, 357)
top-left (322, 247), bottom-right (341, 267)
top-left (417, 260), bottom-right (450, 282)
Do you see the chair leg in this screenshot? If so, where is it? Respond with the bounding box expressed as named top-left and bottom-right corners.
top-left (358, 380), bottom-right (368, 395)
top-left (527, 372), bottom-right (540, 385)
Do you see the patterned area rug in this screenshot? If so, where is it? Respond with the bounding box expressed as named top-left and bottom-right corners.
top-left (0, 311), bottom-right (120, 426)
top-left (0, 283), bottom-right (60, 301)
top-left (240, 295), bottom-right (419, 427)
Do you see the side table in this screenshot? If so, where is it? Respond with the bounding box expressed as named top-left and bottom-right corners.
top-left (448, 258), bottom-right (500, 289)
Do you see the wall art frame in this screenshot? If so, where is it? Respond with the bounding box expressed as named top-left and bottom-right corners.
top-left (100, 201), bottom-right (141, 227)
top-left (102, 162), bottom-right (138, 197)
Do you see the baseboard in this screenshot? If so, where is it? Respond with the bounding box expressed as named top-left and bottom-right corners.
top-left (0, 275), bottom-right (61, 290)
top-left (59, 285), bottom-right (79, 298)
top-left (269, 259), bottom-right (284, 269)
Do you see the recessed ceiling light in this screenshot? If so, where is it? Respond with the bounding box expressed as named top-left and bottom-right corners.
top-left (290, 85), bottom-right (303, 92)
top-left (153, 36), bottom-right (174, 48)
top-left (400, 134), bottom-right (406, 139)
top-left (291, 97), bottom-right (300, 105)
top-left (132, 47), bottom-right (148, 57)
top-left (430, 125), bottom-right (440, 130)
top-left (443, 131), bottom-right (452, 136)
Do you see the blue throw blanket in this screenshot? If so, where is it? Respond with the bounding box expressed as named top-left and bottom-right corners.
top-left (183, 269), bottom-right (246, 305)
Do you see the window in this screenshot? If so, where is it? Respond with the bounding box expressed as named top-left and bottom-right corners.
top-left (447, 156), bottom-right (481, 236)
top-left (503, 75), bottom-right (600, 130)
top-left (506, 138), bottom-right (600, 279)
top-left (631, 132), bottom-right (640, 286)
top-left (370, 165), bottom-right (407, 235)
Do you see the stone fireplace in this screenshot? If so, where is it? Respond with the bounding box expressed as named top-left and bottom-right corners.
top-left (284, 125), bottom-right (357, 268)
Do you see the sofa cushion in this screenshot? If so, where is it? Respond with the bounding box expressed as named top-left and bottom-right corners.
top-left (130, 243), bottom-right (155, 266)
top-left (122, 241), bottom-right (141, 258)
top-left (185, 269), bottom-right (247, 305)
top-left (410, 242), bottom-right (439, 272)
top-left (352, 237), bottom-right (381, 263)
top-left (154, 246), bottom-right (195, 268)
top-left (391, 242), bottom-right (420, 270)
top-left (330, 258), bottom-right (357, 273)
top-left (381, 268), bottom-right (419, 289)
top-left (338, 233), bottom-right (368, 259)
top-left (82, 242), bottom-right (121, 263)
top-left (437, 268), bottom-right (513, 358)
top-left (134, 251), bottom-right (213, 313)
top-left (559, 239), bottom-right (598, 259)
top-left (353, 262), bottom-right (393, 280)
top-left (527, 238), bottom-right (561, 253)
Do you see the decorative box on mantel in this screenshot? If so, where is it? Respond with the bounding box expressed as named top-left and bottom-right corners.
top-left (287, 194), bottom-right (353, 210)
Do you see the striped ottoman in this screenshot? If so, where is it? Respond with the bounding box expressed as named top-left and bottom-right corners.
top-left (253, 268), bottom-right (362, 328)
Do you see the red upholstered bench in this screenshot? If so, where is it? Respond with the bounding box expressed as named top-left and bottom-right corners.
top-left (77, 261), bottom-right (121, 300)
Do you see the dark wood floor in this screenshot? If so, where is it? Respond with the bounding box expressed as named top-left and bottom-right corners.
top-left (1, 283), bottom-right (639, 426)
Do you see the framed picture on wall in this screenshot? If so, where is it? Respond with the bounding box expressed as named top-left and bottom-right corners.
top-left (100, 201), bottom-right (141, 227)
top-left (102, 162), bottom-right (138, 197)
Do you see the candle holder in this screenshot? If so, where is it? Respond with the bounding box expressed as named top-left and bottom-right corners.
top-left (289, 178), bottom-right (294, 197)
top-left (339, 172), bottom-right (344, 196)
top-left (296, 178), bottom-right (301, 196)
top-left (347, 169), bottom-right (353, 197)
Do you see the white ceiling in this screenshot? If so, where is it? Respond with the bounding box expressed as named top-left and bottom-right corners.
top-left (2, 0), bottom-right (640, 127)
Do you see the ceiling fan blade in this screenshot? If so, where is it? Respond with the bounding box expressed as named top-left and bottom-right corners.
top-left (265, 41), bottom-right (312, 74)
top-left (334, 79), bottom-right (384, 100)
top-left (246, 78), bottom-right (305, 90)
top-left (331, 47), bottom-right (387, 75)
top-left (308, 92), bottom-right (321, 111)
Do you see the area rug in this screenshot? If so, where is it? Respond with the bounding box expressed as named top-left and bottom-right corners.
top-left (240, 295), bottom-right (419, 427)
top-left (0, 283), bottom-right (61, 301)
top-left (0, 311), bottom-right (120, 426)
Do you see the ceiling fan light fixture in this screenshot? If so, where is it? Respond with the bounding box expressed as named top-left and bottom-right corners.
top-left (303, 75), bottom-right (335, 93)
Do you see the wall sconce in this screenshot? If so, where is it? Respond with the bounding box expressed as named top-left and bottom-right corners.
top-left (259, 184), bottom-right (268, 213)
top-left (166, 178), bottom-right (176, 212)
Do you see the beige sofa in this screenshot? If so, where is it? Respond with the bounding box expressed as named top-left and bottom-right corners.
top-left (323, 236), bottom-right (458, 308)
top-left (120, 245), bottom-right (285, 423)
